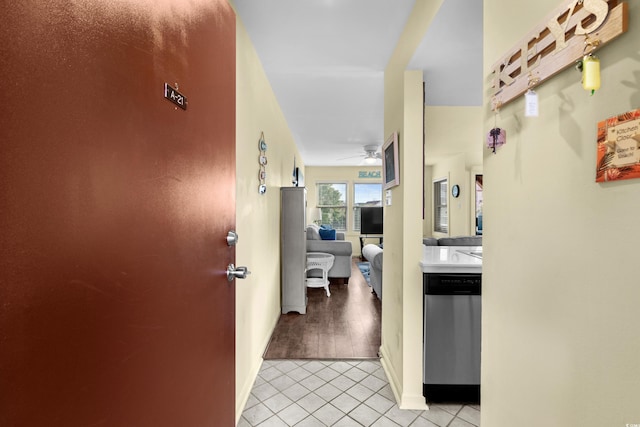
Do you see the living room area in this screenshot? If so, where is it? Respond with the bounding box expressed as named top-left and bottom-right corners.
top-left (263, 165), bottom-right (385, 361)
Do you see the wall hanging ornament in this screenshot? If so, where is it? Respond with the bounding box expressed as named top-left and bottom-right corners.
top-left (487, 128), bottom-right (507, 153)
top-left (581, 53), bottom-right (601, 94)
top-left (258, 132), bottom-right (267, 194)
top-left (575, 35), bottom-right (602, 95)
top-left (524, 72), bottom-right (540, 117)
top-left (487, 101), bottom-right (506, 153)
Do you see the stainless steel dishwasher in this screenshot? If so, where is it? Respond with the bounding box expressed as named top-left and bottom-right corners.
top-left (423, 273), bottom-right (481, 403)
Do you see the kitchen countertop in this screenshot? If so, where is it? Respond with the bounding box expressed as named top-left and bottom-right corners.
top-left (420, 245), bottom-right (483, 274)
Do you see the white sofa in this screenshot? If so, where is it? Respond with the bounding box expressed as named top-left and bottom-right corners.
top-left (361, 244), bottom-right (383, 300)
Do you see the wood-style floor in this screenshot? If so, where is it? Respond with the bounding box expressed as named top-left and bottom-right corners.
top-left (263, 258), bottom-right (382, 359)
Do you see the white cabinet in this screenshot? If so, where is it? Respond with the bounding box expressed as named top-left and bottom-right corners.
top-left (280, 187), bottom-right (307, 314)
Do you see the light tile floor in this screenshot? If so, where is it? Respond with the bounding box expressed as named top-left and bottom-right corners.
top-left (239, 360), bottom-right (480, 427)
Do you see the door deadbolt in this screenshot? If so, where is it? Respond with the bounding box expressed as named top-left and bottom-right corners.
top-left (226, 230), bottom-right (239, 246)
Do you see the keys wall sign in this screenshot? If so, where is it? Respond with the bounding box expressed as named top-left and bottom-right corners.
top-left (490, 0), bottom-right (628, 110)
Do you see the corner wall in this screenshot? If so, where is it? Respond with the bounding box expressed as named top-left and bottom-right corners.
top-left (482, 0), bottom-right (640, 425)
top-left (235, 13), bottom-right (303, 422)
top-left (381, 0), bottom-right (444, 409)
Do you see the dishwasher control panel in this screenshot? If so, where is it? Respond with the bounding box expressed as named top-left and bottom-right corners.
top-left (424, 273), bottom-right (481, 295)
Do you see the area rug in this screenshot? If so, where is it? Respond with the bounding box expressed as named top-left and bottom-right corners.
top-left (357, 261), bottom-right (371, 285)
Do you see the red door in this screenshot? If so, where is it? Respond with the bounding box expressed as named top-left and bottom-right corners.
top-left (0, 1), bottom-right (236, 426)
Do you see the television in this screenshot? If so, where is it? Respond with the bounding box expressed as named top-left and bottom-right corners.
top-left (360, 207), bottom-right (383, 235)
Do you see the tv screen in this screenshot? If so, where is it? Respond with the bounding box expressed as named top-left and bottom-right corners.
top-left (360, 207), bottom-right (383, 235)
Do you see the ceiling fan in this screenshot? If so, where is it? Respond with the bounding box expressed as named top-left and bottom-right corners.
top-left (340, 144), bottom-right (382, 164)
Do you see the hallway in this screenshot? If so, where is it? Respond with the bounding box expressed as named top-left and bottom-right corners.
top-left (264, 259), bottom-right (381, 359)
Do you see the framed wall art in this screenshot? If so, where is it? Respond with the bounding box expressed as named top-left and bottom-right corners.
top-left (596, 109), bottom-right (640, 183)
top-left (382, 131), bottom-right (400, 190)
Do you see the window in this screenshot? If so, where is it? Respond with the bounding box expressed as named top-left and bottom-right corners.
top-left (317, 183), bottom-right (347, 230)
top-left (434, 179), bottom-right (448, 233)
top-left (475, 175), bottom-right (483, 235)
top-left (353, 183), bottom-right (382, 231)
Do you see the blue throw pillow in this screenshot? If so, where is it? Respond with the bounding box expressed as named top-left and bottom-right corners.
top-left (318, 228), bottom-right (336, 240)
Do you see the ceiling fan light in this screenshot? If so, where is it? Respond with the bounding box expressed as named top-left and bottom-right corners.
top-left (363, 156), bottom-right (377, 165)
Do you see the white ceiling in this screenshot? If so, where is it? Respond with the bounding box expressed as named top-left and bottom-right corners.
top-left (234, 0), bottom-right (483, 167)
top-left (408, 0), bottom-right (483, 107)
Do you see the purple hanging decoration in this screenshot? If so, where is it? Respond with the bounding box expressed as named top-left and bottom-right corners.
top-left (487, 128), bottom-right (506, 153)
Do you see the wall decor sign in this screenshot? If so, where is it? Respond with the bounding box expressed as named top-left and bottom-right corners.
top-left (358, 171), bottom-right (381, 179)
top-left (596, 109), bottom-right (640, 182)
top-left (490, 0), bottom-right (628, 110)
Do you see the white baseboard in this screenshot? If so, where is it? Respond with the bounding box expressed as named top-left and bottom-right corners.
top-left (235, 311), bottom-right (281, 424)
top-left (235, 357), bottom-right (263, 424)
top-left (379, 345), bottom-right (428, 411)
top-left (379, 344), bottom-right (402, 404)
top-left (400, 393), bottom-right (428, 410)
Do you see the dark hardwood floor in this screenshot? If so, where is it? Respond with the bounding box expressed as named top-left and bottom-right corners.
top-left (263, 258), bottom-right (382, 359)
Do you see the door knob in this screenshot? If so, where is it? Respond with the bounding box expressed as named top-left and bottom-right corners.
top-left (227, 264), bottom-right (251, 281)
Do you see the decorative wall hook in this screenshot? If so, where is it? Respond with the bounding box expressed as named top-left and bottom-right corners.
top-left (583, 34), bottom-right (601, 55)
top-left (491, 96), bottom-right (503, 112)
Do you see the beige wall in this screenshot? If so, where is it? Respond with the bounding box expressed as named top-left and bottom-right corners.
top-left (304, 166), bottom-right (382, 256)
top-left (234, 14), bottom-right (303, 422)
top-left (381, 0), bottom-right (444, 409)
top-left (483, 0), bottom-right (640, 426)
top-left (424, 106), bottom-right (483, 238)
top-left (425, 106), bottom-right (483, 168)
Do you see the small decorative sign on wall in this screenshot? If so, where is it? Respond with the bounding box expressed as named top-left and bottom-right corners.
top-left (164, 83), bottom-right (187, 110)
top-left (596, 109), bottom-right (640, 182)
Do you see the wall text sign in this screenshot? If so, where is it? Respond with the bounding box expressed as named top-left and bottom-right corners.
top-left (358, 171), bottom-right (381, 179)
top-left (490, 0), bottom-right (628, 110)
top-left (164, 83), bottom-right (187, 110)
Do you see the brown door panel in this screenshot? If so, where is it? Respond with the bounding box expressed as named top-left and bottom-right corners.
top-left (1, 1), bottom-right (236, 426)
